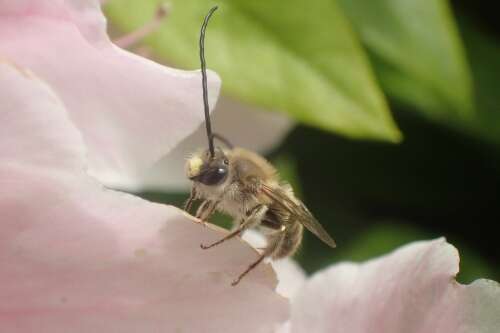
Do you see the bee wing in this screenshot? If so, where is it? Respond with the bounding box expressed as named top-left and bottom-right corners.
top-left (260, 183), bottom-right (336, 248)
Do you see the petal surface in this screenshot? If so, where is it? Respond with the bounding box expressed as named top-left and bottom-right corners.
top-left (115, 97), bottom-right (292, 191)
top-left (0, 0), bottom-right (220, 185)
top-left (288, 238), bottom-right (500, 333)
top-left (0, 61), bottom-right (287, 332)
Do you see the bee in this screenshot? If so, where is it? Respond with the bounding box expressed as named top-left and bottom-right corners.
top-left (185, 6), bottom-right (336, 286)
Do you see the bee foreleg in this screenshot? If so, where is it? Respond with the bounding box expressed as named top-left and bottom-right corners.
top-left (195, 200), bottom-right (209, 219)
top-left (200, 204), bottom-right (267, 250)
top-left (231, 225), bottom-right (287, 286)
top-left (195, 200), bottom-right (218, 222)
top-left (183, 187), bottom-right (197, 213)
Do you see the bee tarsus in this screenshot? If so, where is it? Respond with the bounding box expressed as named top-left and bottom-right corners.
top-left (231, 252), bottom-right (267, 287)
top-left (195, 200), bottom-right (219, 221)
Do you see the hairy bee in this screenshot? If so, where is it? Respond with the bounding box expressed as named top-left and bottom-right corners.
top-left (185, 6), bottom-right (336, 286)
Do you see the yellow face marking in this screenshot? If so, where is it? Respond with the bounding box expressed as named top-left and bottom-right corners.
top-left (187, 156), bottom-right (203, 178)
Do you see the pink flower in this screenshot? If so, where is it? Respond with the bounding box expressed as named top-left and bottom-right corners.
top-left (137, 97), bottom-right (292, 191)
top-left (0, 0), bottom-right (288, 331)
top-left (105, 5), bottom-right (293, 191)
top-left (1, 1), bottom-right (498, 332)
top-left (0, 0), bottom-right (221, 186)
top-left (279, 238), bottom-right (500, 333)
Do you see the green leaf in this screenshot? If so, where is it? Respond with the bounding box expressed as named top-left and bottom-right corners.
top-left (105, 0), bottom-right (401, 142)
top-left (338, 0), bottom-right (474, 122)
top-left (459, 19), bottom-right (500, 145)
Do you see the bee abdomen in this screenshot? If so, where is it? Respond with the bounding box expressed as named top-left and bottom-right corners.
top-left (269, 222), bottom-right (303, 259)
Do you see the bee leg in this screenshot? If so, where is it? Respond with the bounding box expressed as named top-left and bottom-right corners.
top-left (201, 204), bottom-right (267, 250)
top-left (196, 200), bottom-right (219, 222)
top-left (232, 226), bottom-right (287, 286)
top-left (183, 187), bottom-right (197, 213)
top-left (231, 252), bottom-right (267, 286)
top-left (193, 200), bottom-right (211, 224)
top-left (200, 224), bottom-right (244, 250)
top-left (195, 200), bottom-right (211, 219)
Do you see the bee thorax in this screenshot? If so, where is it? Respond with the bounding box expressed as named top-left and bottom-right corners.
top-left (193, 181), bottom-right (259, 220)
top-left (217, 195), bottom-right (261, 220)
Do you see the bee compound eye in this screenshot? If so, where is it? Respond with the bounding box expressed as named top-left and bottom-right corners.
top-left (199, 165), bottom-right (228, 185)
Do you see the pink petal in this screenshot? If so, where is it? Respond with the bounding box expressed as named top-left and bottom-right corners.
top-left (0, 61), bottom-right (287, 332)
top-left (288, 238), bottom-right (500, 333)
top-left (0, 0), bottom-right (220, 185)
top-left (117, 97), bottom-right (292, 191)
top-left (272, 259), bottom-right (307, 300)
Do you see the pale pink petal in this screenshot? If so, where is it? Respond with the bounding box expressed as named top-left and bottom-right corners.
top-left (242, 231), bottom-right (306, 299)
top-left (287, 238), bottom-right (500, 333)
top-left (272, 260), bottom-right (307, 300)
top-left (123, 97), bottom-right (292, 191)
top-left (275, 321), bottom-right (291, 333)
top-left (0, 61), bottom-right (287, 332)
top-left (0, 0), bottom-right (220, 186)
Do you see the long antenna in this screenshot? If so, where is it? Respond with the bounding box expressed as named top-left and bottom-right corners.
top-left (199, 5), bottom-right (218, 158)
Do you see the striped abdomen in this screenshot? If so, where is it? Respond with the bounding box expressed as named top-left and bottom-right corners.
top-left (267, 221), bottom-right (303, 259)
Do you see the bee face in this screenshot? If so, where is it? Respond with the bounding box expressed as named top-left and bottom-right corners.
top-left (186, 148), bottom-right (230, 186)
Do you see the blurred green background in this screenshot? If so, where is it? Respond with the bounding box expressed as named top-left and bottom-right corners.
top-left (105, 0), bottom-right (500, 283)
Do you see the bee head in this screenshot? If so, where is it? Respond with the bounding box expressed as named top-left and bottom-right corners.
top-left (186, 147), bottom-right (229, 186)
top-left (187, 6), bottom-right (232, 187)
